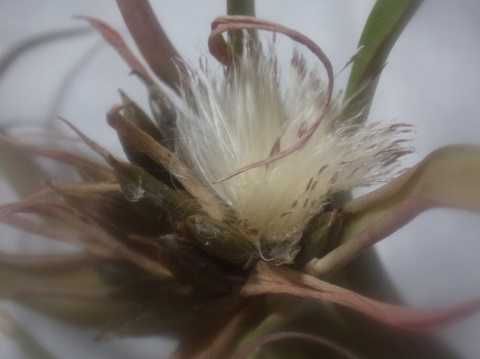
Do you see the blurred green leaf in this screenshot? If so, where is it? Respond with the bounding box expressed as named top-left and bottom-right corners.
top-left (0, 28), bottom-right (91, 197)
top-left (0, 310), bottom-right (57, 359)
top-left (0, 143), bottom-right (50, 197)
top-left (0, 259), bottom-right (128, 328)
top-left (343, 0), bottom-right (423, 123)
top-left (307, 145), bottom-right (480, 276)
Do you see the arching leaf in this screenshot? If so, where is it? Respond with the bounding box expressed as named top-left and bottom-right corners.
top-left (343, 0), bottom-right (424, 122)
top-left (115, 0), bottom-right (182, 88)
top-left (307, 145), bottom-right (480, 276)
top-left (245, 263), bottom-right (480, 331)
top-left (0, 310), bottom-right (58, 359)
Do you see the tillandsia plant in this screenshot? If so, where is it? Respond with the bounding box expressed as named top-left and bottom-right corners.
top-left (1, 0), bottom-right (480, 358)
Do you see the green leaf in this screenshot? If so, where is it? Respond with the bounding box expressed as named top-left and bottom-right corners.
top-left (0, 28), bottom-right (92, 197)
top-left (233, 311), bottom-right (292, 359)
top-left (0, 254), bottom-right (195, 337)
top-left (307, 145), bottom-right (480, 276)
top-left (0, 310), bottom-right (57, 359)
top-left (0, 259), bottom-right (127, 328)
top-left (0, 141), bottom-right (50, 197)
top-left (343, 0), bottom-right (423, 123)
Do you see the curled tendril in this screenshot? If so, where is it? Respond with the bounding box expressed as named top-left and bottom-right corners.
top-left (208, 15), bottom-right (334, 182)
top-left (232, 331), bottom-right (361, 359)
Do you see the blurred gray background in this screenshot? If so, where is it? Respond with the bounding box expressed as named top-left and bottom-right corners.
top-left (0, 0), bottom-right (479, 358)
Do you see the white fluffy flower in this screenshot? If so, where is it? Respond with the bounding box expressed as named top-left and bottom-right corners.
top-left (161, 40), bottom-right (411, 263)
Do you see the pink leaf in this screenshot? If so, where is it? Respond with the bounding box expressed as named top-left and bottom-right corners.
top-left (75, 15), bottom-right (153, 85)
top-left (116, 0), bottom-right (183, 87)
top-left (307, 145), bottom-right (480, 276)
top-left (243, 263), bottom-right (480, 331)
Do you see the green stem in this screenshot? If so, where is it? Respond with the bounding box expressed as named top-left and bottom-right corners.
top-left (236, 311), bottom-right (286, 354)
top-left (226, 0), bottom-right (256, 56)
top-left (227, 0), bottom-right (255, 17)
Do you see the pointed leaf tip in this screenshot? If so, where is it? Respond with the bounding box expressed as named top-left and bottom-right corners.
top-left (115, 0), bottom-right (182, 87)
top-left (343, 0), bottom-right (424, 122)
top-left (75, 15), bottom-right (153, 85)
top-left (308, 145), bottom-right (480, 276)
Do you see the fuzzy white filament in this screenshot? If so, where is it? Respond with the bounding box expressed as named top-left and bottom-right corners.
top-left (164, 40), bottom-right (411, 259)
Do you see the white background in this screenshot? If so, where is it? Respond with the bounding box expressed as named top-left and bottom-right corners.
top-left (0, 1), bottom-right (479, 358)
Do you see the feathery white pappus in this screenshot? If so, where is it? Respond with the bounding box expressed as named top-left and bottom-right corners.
top-left (162, 39), bottom-right (412, 263)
